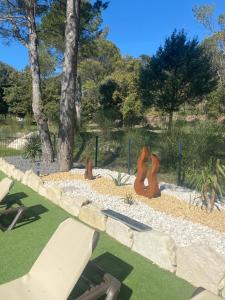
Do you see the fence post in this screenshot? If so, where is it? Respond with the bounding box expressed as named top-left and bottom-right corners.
top-left (95, 136), bottom-right (98, 167)
top-left (177, 141), bottom-right (182, 186)
top-left (128, 139), bottom-right (131, 175)
top-left (53, 134), bottom-right (56, 161)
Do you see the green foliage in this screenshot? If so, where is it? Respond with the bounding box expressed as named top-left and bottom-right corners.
top-left (94, 57), bottom-right (142, 126)
top-left (80, 39), bottom-right (123, 123)
top-left (95, 109), bottom-right (120, 137)
top-left (24, 135), bottom-right (42, 162)
top-left (187, 160), bottom-right (225, 212)
top-left (0, 0), bottom-right (49, 44)
top-left (0, 62), bottom-right (15, 115)
top-left (192, 4), bottom-right (215, 32)
top-left (193, 4), bottom-right (225, 33)
top-left (40, 0), bottom-right (109, 56)
top-left (38, 44), bottom-right (57, 78)
top-left (139, 30), bottom-right (217, 126)
top-left (193, 4), bottom-right (225, 88)
top-left (123, 193), bottom-right (135, 205)
top-left (205, 85), bottom-right (225, 117)
top-left (110, 172), bottom-right (130, 186)
top-left (3, 69), bottom-right (32, 117)
top-left (81, 81), bottom-right (100, 122)
top-left (0, 116), bottom-right (36, 138)
top-left (159, 121), bottom-right (225, 172)
top-left (42, 76), bottom-right (61, 123)
top-left (98, 78), bottom-right (122, 121)
top-left (121, 93), bottom-right (143, 126)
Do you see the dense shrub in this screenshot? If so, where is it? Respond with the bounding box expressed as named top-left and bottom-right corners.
top-left (159, 121), bottom-right (225, 178)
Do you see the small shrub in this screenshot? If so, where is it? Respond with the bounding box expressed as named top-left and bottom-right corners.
top-left (187, 159), bottom-right (225, 212)
top-left (23, 134), bottom-right (42, 161)
top-left (110, 172), bottom-right (130, 186)
top-left (123, 193), bottom-right (135, 205)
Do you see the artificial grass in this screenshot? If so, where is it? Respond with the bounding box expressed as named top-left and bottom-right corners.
top-left (0, 171), bottom-right (195, 299)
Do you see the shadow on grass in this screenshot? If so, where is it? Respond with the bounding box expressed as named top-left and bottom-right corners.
top-left (93, 252), bottom-right (133, 299)
top-left (69, 252), bottom-right (133, 300)
top-left (1, 192), bottom-right (29, 208)
top-left (0, 204), bottom-right (48, 231)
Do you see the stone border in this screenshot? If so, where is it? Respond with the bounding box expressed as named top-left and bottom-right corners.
top-left (0, 157), bottom-right (224, 299)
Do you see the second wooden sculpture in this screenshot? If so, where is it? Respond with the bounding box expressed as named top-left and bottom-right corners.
top-left (134, 146), bottom-right (160, 198)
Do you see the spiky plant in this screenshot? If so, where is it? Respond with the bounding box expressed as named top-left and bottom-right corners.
top-left (122, 193), bottom-right (135, 205)
top-left (189, 159), bottom-right (225, 212)
top-left (109, 173), bottom-right (130, 186)
top-left (23, 134), bottom-right (42, 162)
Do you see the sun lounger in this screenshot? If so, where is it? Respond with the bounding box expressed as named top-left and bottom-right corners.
top-left (0, 177), bottom-right (14, 202)
top-left (77, 261), bottom-right (121, 300)
top-left (0, 218), bottom-right (121, 300)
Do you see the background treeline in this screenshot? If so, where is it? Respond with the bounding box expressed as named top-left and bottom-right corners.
top-left (0, 2), bottom-right (224, 129)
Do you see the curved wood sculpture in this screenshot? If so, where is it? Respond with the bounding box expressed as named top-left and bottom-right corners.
top-left (134, 147), bottom-right (161, 198)
top-left (134, 146), bottom-right (150, 197)
top-left (84, 157), bottom-right (94, 180)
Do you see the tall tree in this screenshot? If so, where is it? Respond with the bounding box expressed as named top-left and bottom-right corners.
top-left (0, 62), bottom-right (15, 116)
top-left (193, 4), bottom-right (225, 84)
top-left (40, 0), bottom-right (108, 58)
top-left (139, 30), bottom-right (217, 129)
top-left (58, 0), bottom-right (81, 171)
top-left (193, 5), bottom-right (225, 117)
top-left (0, 0), bottom-right (54, 163)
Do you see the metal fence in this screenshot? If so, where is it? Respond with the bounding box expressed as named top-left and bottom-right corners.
top-left (0, 135), bottom-right (57, 159)
top-left (0, 132), bottom-right (183, 184)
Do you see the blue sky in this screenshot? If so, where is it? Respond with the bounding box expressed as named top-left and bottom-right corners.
top-left (0, 0), bottom-right (224, 70)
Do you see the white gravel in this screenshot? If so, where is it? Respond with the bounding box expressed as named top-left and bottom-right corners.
top-left (44, 168), bottom-right (225, 259)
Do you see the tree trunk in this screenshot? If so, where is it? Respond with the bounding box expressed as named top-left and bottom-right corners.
top-left (168, 111), bottom-right (173, 132)
top-left (27, 7), bottom-right (53, 163)
top-left (58, 0), bottom-right (81, 171)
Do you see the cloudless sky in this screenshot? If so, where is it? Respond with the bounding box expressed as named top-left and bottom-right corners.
top-left (0, 0), bottom-right (224, 70)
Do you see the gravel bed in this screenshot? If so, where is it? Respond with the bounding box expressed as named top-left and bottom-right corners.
top-left (44, 168), bottom-right (225, 258)
top-left (5, 156), bottom-right (59, 174)
top-left (71, 168), bottom-right (225, 210)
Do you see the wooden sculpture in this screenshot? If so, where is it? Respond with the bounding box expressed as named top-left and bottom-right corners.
top-left (134, 147), bottom-right (161, 198)
top-left (84, 157), bottom-right (94, 180)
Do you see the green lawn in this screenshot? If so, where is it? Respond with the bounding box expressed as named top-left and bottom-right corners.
top-left (0, 171), bottom-right (195, 300)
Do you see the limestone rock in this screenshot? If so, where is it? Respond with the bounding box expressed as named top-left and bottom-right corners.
top-left (0, 161), bottom-right (15, 178)
top-left (61, 189), bottom-right (89, 208)
top-left (38, 185), bottom-right (48, 198)
top-left (12, 169), bottom-right (24, 181)
top-left (106, 217), bottom-right (133, 248)
top-left (60, 195), bottom-right (80, 217)
top-left (22, 170), bottom-right (42, 192)
top-left (44, 186), bottom-right (62, 205)
top-left (132, 230), bottom-right (176, 272)
top-left (176, 245), bottom-right (225, 295)
top-left (79, 205), bottom-right (107, 231)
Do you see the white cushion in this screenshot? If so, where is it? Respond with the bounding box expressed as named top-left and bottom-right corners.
top-left (0, 177), bottom-right (13, 203)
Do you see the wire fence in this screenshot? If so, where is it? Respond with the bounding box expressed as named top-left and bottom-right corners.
top-left (0, 135), bottom-right (56, 159)
top-left (0, 132), bottom-right (187, 185)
